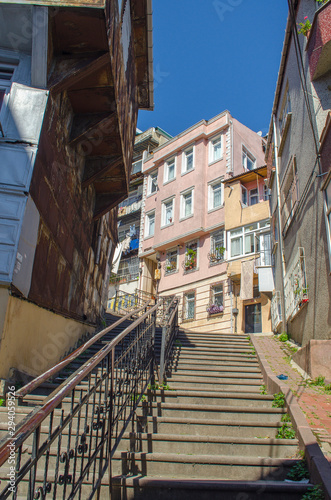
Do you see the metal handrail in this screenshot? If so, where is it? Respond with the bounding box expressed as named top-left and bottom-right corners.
top-left (0, 300), bottom-right (162, 499)
top-left (159, 299), bottom-right (179, 384)
top-left (17, 300), bottom-right (152, 399)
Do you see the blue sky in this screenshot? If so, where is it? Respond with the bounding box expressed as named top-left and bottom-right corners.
top-left (137, 0), bottom-right (289, 138)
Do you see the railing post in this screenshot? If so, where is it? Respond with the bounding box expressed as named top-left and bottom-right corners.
top-left (159, 325), bottom-right (167, 385)
top-left (113, 291), bottom-right (117, 312)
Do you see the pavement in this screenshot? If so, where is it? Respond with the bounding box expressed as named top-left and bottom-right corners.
top-left (252, 334), bottom-right (331, 464)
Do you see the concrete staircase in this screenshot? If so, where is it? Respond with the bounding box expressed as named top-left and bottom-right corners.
top-left (111, 330), bottom-right (311, 499)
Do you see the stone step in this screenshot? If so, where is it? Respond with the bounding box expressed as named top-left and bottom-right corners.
top-left (170, 367), bottom-right (262, 376)
top-left (112, 451), bottom-right (298, 480)
top-left (170, 358), bottom-right (259, 367)
top-left (118, 432), bottom-right (298, 458)
top-left (111, 477), bottom-right (312, 500)
top-left (146, 390), bottom-right (274, 407)
top-left (138, 402), bottom-right (285, 422)
top-left (167, 379), bottom-right (262, 392)
top-left (137, 416), bottom-right (284, 438)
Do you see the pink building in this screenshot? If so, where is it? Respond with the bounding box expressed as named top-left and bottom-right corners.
top-left (139, 111), bottom-right (267, 332)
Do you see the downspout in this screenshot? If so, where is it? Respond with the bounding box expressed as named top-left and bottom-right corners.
top-left (272, 114), bottom-right (287, 333)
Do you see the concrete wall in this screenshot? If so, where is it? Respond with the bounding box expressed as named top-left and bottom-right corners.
top-left (269, 0), bottom-right (331, 345)
top-left (0, 294), bottom-right (94, 381)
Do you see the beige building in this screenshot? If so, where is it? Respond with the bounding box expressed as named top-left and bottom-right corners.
top-left (224, 166), bottom-right (273, 334)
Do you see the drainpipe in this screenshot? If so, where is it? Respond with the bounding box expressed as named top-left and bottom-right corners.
top-left (272, 114), bottom-right (287, 333)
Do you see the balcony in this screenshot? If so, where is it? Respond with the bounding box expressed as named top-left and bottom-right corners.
top-left (118, 194), bottom-right (143, 218)
top-left (306, 1), bottom-right (331, 80)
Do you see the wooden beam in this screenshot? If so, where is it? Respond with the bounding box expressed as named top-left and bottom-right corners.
top-left (49, 52), bottom-right (110, 93)
top-left (82, 156), bottom-right (124, 188)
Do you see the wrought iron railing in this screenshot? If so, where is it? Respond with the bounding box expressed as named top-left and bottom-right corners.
top-left (0, 300), bottom-right (167, 499)
top-left (108, 290), bottom-right (151, 314)
top-left (158, 298), bottom-right (179, 384)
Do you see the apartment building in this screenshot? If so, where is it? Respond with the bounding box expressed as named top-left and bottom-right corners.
top-left (108, 127), bottom-right (171, 306)
top-left (266, 0), bottom-right (331, 378)
top-left (139, 111), bottom-right (269, 333)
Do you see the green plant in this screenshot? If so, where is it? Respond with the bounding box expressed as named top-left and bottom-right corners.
top-left (302, 485), bottom-right (325, 500)
top-left (297, 17), bottom-right (312, 36)
top-left (276, 422), bottom-right (296, 439)
top-left (260, 384), bottom-right (267, 395)
top-left (0, 398), bottom-right (5, 407)
top-left (287, 460), bottom-right (309, 481)
top-left (279, 333), bottom-right (289, 342)
top-left (281, 413), bottom-right (291, 422)
top-left (101, 318), bottom-right (107, 328)
top-left (272, 392), bottom-right (285, 408)
top-left (175, 339), bottom-right (182, 347)
top-left (309, 375), bottom-right (325, 387)
top-left (324, 383), bottom-right (331, 393)
top-left (185, 249), bottom-right (197, 270)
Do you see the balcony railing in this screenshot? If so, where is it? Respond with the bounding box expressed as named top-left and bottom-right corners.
top-left (118, 194), bottom-right (142, 217)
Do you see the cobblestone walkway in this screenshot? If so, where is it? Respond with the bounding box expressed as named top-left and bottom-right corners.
top-left (253, 335), bottom-right (331, 464)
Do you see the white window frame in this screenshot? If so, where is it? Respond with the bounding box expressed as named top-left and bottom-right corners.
top-left (145, 210), bottom-right (155, 238)
top-left (147, 170), bottom-right (158, 196)
top-left (164, 157), bottom-right (176, 184)
top-left (249, 187), bottom-right (259, 206)
top-left (210, 229), bottom-right (225, 264)
top-left (263, 184), bottom-right (270, 201)
top-left (242, 147), bottom-right (256, 171)
top-left (183, 291), bottom-right (195, 321)
top-left (209, 134), bottom-right (223, 163)
top-left (228, 220), bottom-right (270, 260)
top-left (182, 145), bottom-right (194, 174)
top-left (184, 239), bottom-right (198, 272)
top-left (161, 197), bottom-right (175, 227)
top-left (180, 188), bottom-right (194, 220)
top-left (208, 177), bottom-right (224, 211)
top-left (165, 247), bottom-right (178, 274)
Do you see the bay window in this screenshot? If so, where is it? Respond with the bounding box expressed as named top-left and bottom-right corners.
top-left (229, 220), bottom-right (270, 259)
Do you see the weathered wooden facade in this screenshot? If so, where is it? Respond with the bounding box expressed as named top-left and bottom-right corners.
top-left (0, 0), bottom-right (153, 382)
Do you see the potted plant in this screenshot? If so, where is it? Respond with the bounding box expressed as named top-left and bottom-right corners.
top-left (207, 304), bottom-right (224, 315)
top-left (297, 16), bottom-right (311, 36)
top-left (185, 249), bottom-right (197, 270)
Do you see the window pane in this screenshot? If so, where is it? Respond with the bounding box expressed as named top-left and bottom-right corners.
top-left (165, 201), bottom-right (173, 224)
top-left (213, 138), bottom-right (222, 160)
top-left (242, 186), bottom-right (247, 205)
top-left (250, 188), bottom-right (258, 206)
top-left (0, 89), bottom-right (5, 111)
top-left (186, 293), bottom-right (195, 319)
top-left (184, 192), bottom-right (192, 216)
top-left (245, 234), bottom-right (255, 254)
top-left (213, 285), bottom-right (223, 305)
top-left (167, 160), bottom-right (175, 180)
top-left (149, 214), bottom-right (155, 235)
top-left (231, 236), bottom-right (242, 257)
top-left (185, 149), bottom-right (193, 171)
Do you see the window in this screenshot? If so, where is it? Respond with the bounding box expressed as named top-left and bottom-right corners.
top-left (182, 146), bottom-right (194, 174)
top-left (210, 229), bottom-right (225, 264)
top-left (183, 291), bottom-right (195, 320)
top-left (249, 187), bottom-right (259, 206)
top-left (164, 157), bottom-right (176, 183)
top-left (165, 248), bottom-right (178, 274)
top-left (209, 134), bottom-right (222, 163)
top-left (208, 283), bottom-right (224, 315)
top-left (280, 156), bottom-right (298, 235)
top-left (180, 188), bottom-right (194, 219)
top-left (147, 170), bottom-right (158, 195)
top-left (229, 220), bottom-right (270, 259)
top-left (241, 185), bottom-right (248, 206)
top-left (242, 147), bottom-right (256, 171)
top-left (279, 86), bottom-right (291, 136)
top-left (208, 179), bottom-right (223, 210)
top-left (161, 197), bottom-right (174, 227)
top-left (0, 63), bottom-right (16, 113)
top-left (145, 211), bottom-right (155, 237)
top-left (184, 240), bottom-right (198, 272)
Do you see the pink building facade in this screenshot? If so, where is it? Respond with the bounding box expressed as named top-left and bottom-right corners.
top-left (139, 111), bottom-right (267, 332)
